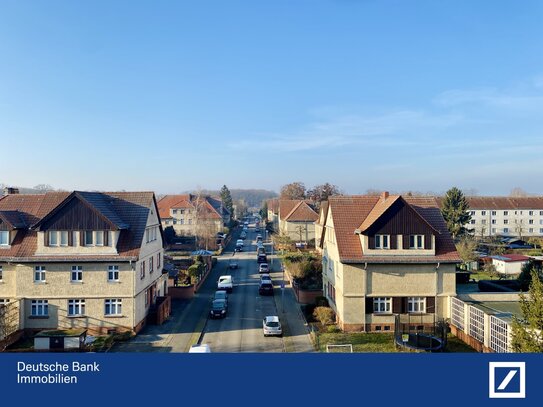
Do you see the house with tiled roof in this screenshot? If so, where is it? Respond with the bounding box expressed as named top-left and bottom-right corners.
top-left (278, 200), bottom-right (318, 244)
top-left (315, 201), bottom-right (329, 254)
top-left (266, 198), bottom-right (280, 231)
top-left (323, 192), bottom-right (460, 332)
top-left (436, 196), bottom-right (543, 238)
top-left (157, 194), bottom-right (229, 239)
top-left (0, 190), bottom-right (167, 339)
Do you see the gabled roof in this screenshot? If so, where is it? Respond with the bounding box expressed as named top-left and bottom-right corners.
top-left (327, 195), bottom-right (459, 264)
top-left (0, 210), bottom-right (27, 229)
top-left (0, 191), bottom-right (158, 261)
top-left (32, 191), bottom-right (129, 231)
top-left (267, 198), bottom-right (279, 214)
top-left (283, 200), bottom-right (318, 222)
top-left (357, 195), bottom-right (439, 235)
top-left (157, 194), bottom-right (223, 221)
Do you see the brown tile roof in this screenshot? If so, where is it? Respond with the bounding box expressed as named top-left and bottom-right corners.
top-left (284, 201), bottom-right (318, 222)
top-left (436, 196), bottom-right (543, 210)
top-left (157, 194), bottom-right (222, 221)
top-left (0, 191), bottom-right (157, 261)
top-left (357, 195), bottom-right (402, 232)
top-left (328, 195), bottom-right (460, 264)
top-left (267, 198), bottom-right (279, 214)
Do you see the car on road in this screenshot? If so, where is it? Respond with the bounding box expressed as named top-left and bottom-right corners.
top-left (257, 253), bottom-right (267, 263)
top-left (240, 231), bottom-right (247, 239)
top-left (217, 275), bottom-right (233, 292)
top-left (236, 239), bottom-right (244, 246)
top-left (257, 246), bottom-right (265, 255)
top-left (258, 280), bottom-right (274, 295)
top-left (235, 244), bottom-right (243, 252)
top-left (255, 227), bottom-right (260, 233)
top-left (260, 273), bottom-right (272, 283)
top-left (213, 290), bottom-right (228, 303)
top-left (259, 263), bottom-right (269, 273)
top-left (210, 299), bottom-right (228, 319)
top-left (256, 234), bottom-right (262, 242)
top-left (229, 258), bottom-right (238, 269)
top-left (263, 316), bottom-right (282, 336)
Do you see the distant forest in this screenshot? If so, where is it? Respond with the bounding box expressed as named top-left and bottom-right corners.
top-left (187, 188), bottom-right (277, 208)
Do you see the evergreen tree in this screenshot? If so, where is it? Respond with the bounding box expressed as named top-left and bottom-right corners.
top-left (440, 187), bottom-right (472, 239)
top-left (511, 269), bottom-right (543, 352)
top-left (220, 185), bottom-right (234, 219)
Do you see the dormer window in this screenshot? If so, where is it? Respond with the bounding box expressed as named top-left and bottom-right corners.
top-left (48, 231), bottom-right (69, 247)
top-left (409, 235), bottom-right (424, 249)
top-left (375, 234), bottom-right (389, 249)
top-left (83, 231), bottom-right (109, 247)
top-left (95, 231), bottom-right (104, 246)
top-left (0, 231), bottom-right (9, 246)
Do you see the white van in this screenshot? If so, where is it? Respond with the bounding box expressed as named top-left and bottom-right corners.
top-left (217, 275), bottom-right (233, 292)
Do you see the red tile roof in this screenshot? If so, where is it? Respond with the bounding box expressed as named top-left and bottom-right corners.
top-left (0, 191), bottom-right (157, 261)
top-left (284, 201), bottom-right (318, 222)
top-left (157, 194), bottom-right (222, 221)
top-left (328, 195), bottom-right (460, 264)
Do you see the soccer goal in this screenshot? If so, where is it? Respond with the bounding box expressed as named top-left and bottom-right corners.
top-left (326, 344), bottom-right (353, 353)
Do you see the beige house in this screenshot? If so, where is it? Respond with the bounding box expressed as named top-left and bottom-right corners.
top-left (158, 194), bottom-right (229, 237)
top-left (266, 198), bottom-right (279, 232)
top-left (278, 200), bottom-right (318, 243)
top-left (320, 192), bottom-right (460, 332)
top-left (0, 190), bottom-right (167, 337)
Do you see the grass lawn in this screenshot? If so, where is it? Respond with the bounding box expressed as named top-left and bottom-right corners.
top-left (315, 331), bottom-right (477, 353)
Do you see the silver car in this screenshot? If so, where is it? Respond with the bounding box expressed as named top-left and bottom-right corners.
top-left (263, 316), bottom-right (282, 337)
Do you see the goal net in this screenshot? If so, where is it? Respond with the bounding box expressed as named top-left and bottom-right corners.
top-left (326, 344), bottom-right (353, 353)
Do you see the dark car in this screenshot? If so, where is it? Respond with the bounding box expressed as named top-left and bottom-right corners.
top-left (257, 253), bottom-right (267, 263)
top-left (257, 246), bottom-right (266, 255)
top-left (235, 244), bottom-right (243, 252)
top-left (259, 281), bottom-right (274, 296)
top-left (210, 299), bottom-right (228, 319)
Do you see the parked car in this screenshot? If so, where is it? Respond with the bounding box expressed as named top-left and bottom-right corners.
top-left (257, 246), bottom-right (266, 255)
top-left (210, 299), bottom-right (228, 319)
top-left (188, 344), bottom-right (211, 353)
top-left (229, 258), bottom-right (238, 269)
top-left (263, 316), bottom-right (282, 336)
top-left (240, 231), bottom-right (247, 240)
top-left (217, 275), bottom-right (233, 292)
top-left (236, 239), bottom-right (244, 246)
top-left (257, 253), bottom-right (267, 264)
top-left (259, 263), bottom-right (269, 273)
top-left (255, 227), bottom-right (260, 233)
top-left (256, 234), bottom-right (263, 241)
top-left (260, 273), bottom-right (272, 283)
top-left (213, 290), bottom-right (228, 303)
top-left (235, 244), bottom-right (243, 252)
top-left (259, 280), bottom-right (274, 295)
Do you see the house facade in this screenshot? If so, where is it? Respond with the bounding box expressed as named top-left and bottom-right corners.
top-left (484, 254), bottom-right (530, 276)
top-left (266, 198), bottom-right (279, 232)
top-left (0, 191), bottom-right (167, 336)
top-left (440, 196), bottom-right (543, 238)
top-left (321, 192), bottom-right (460, 332)
top-left (158, 194), bottom-right (230, 236)
top-left (278, 200), bottom-right (318, 243)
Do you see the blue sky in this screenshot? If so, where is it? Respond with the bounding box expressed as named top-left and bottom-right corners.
top-left (1, 1), bottom-right (543, 195)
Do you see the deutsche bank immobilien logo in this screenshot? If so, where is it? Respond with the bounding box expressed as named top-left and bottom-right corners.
top-left (488, 362), bottom-right (526, 399)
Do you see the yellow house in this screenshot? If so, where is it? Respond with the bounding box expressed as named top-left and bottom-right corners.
top-left (0, 190), bottom-right (167, 336)
top-left (278, 200), bottom-right (318, 243)
top-left (321, 192), bottom-right (460, 332)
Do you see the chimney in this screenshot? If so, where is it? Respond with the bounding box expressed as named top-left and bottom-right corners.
top-left (3, 187), bottom-right (19, 196)
top-left (381, 191), bottom-right (389, 201)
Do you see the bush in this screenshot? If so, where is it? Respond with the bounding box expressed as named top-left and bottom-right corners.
top-left (313, 306), bottom-right (335, 326)
top-left (326, 325), bottom-right (341, 333)
top-left (314, 296), bottom-right (329, 307)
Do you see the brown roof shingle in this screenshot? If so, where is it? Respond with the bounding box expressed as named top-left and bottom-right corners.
top-left (284, 201), bottom-right (318, 222)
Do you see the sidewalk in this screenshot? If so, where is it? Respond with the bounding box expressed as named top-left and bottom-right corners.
top-left (273, 264), bottom-right (316, 353)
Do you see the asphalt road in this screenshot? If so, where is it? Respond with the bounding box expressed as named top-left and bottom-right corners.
top-left (201, 223), bottom-right (285, 352)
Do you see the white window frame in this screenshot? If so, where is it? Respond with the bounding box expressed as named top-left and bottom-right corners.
top-left (373, 297), bottom-right (392, 314)
top-left (68, 299), bottom-right (85, 316)
top-left (108, 265), bottom-right (119, 282)
top-left (504, 228), bottom-right (509, 233)
top-left (71, 265), bottom-right (83, 282)
top-left (375, 234), bottom-right (390, 249)
top-left (149, 256), bottom-right (154, 273)
top-left (408, 297), bottom-right (426, 313)
top-left (34, 266), bottom-right (46, 283)
top-left (0, 230), bottom-right (8, 246)
top-left (105, 299), bottom-right (122, 316)
top-left (95, 231), bottom-right (104, 246)
top-left (31, 299), bottom-right (48, 316)
top-left (0, 265), bottom-right (3, 281)
top-left (84, 230), bottom-right (94, 246)
top-left (49, 231), bottom-right (58, 246)
top-left (409, 235), bottom-right (424, 249)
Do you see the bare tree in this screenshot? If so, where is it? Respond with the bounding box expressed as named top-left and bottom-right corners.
top-left (510, 187), bottom-right (529, 197)
top-left (280, 182), bottom-right (306, 200)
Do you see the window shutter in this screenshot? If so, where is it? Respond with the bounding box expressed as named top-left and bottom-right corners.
top-left (403, 235), bottom-right (410, 249)
top-left (390, 235), bottom-right (397, 249)
top-left (365, 297), bottom-right (373, 314)
top-left (368, 236), bottom-right (375, 249)
top-left (424, 234), bottom-right (431, 250)
top-left (426, 296), bottom-right (436, 314)
top-left (68, 231), bottom-right (74, 246)
top-left (104, 230), bottom-right (109, 246)
top-left (44, 231), bottom-right (48, 246)
top-left (392, 297), bottom-right (403, 313)
top-left (80, 231), bottom-right (85, 246)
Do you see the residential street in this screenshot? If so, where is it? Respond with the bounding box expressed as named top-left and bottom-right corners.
top-left (111, 223), bottom-right (314, 353)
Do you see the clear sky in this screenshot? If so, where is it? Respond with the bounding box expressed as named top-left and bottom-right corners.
top-left (2, 1), bottom-right (543, 195)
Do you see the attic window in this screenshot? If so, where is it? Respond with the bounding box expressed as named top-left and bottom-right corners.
top-left (375, 235), bottom-right (389, 249)
top-left (409, 235), bottom-right (424, 249)
top-left (0, 231), bottom-right (9, 246)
